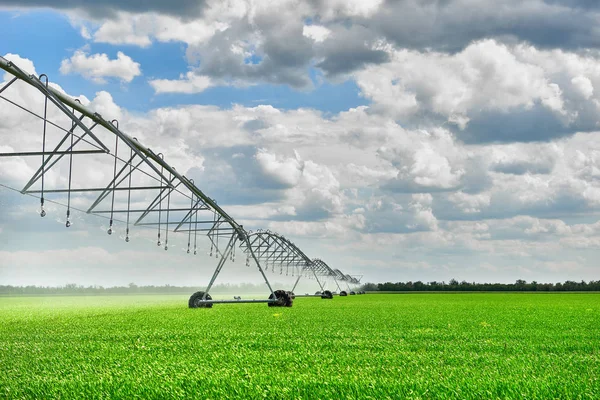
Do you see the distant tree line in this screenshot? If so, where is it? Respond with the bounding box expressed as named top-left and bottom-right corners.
top-left (360, 279), bottom-right (600, 292)
top-left (3, 279), bottom-right (599, 295)
top-left (0, 282), bottom-right (278, 295)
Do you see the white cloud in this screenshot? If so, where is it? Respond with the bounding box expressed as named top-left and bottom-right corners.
top-left (338, 163), bottom-right (398, 187)
top-left (89, 90), bottom-right (123, 120)
top-left (378, 127), bottom-right (467, 191)
top-left (255, 149), bottom-right (303, 188)
top-left (314, 0), bottom-right (384, 19)
top-left (0, 146), bottom-right (36, 186)
top-left (60, 50), bottom-right (142, 83)
top-left (90, 10), bottom-right (231, 47)
top-left (93, 13), bottom-right (153, 47)
top-left (302, 25), bottom-right (331, 43)
top-left (80, 25), bottom-right (92, 40)
top-left (571, 76), bottom-right (594, 99)
top-left (355, 39), bottom-right (568, 122)
top-left (291, 159), bottom-right (344, 217)
top-left (153, 15), bottom-right (229, 44)
top-left (149, 71), bottom-right (213, 94)
top-left (448, 192), bottom-right (491, 214)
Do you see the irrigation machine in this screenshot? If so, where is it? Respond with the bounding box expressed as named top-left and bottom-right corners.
top-left (0, 56), bottom-right (362, 307)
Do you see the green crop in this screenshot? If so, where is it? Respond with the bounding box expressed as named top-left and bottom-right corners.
top-left (0, 293), bottom-right (599, 399)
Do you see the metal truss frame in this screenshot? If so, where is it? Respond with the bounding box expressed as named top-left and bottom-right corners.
top-left (241, 230), bottom-right (327, 293)
top-left (0, 56), bottom-right (360, 306)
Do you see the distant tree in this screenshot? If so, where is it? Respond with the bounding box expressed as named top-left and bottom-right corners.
top-left (360, 283), bottom-right (378, 292)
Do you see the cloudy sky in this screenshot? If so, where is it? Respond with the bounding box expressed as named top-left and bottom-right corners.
top-left (2, 0), bottom-right (600, 288)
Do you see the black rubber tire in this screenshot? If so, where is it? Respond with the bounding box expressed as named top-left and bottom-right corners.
top-left (286, 291), bottom-right (296, 300)
top-left (321, 290), bottom-right (333, 299)
top-left (268, 289), bottom-right (293, 307)
top-left (350, 291), bottom-right (356, 295)
top-left (339, 291), bottom-right (348, 296)
top-left (188, 291), bottom-right (213, 308)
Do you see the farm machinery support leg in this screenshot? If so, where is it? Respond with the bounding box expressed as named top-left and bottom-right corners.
top-left (313, 270), bottom-right (324, 292)
top-left (346, 282), bottom-right (356, 295)
top-left (337, 279), bottom-right (348, 296)
top-left (291, 274), bottom-right (302, 293)
top-left (244, 234), bottom-right (279, 302)
top-left (313, 270), bottom-right (332, 299)
top-left (334, 279), bottom-right (342, 293)
top-left (189, 233), bottom-right (286, 307)
top-left (203, 233), bottom-right (236, 298)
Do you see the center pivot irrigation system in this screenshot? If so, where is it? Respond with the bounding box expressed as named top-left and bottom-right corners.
top-left (0, 57), bottom-right (363, 307)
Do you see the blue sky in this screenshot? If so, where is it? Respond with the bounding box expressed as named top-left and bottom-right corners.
top-left (2, 0), bottom-right (600, 287)
top-left (0, 10), bottom-right (368, 114)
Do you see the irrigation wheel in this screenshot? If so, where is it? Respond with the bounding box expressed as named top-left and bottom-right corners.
top-left (339, 291), bottom-right (348, 296)
top-left (321, 290), bottom-right (333, 299)
top-left (188, 291), bottom-right (213, 308)
top-left (268, 289), bottom-right (293, 307)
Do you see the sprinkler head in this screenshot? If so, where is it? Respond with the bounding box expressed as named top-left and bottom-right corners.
top-left (164, 245), bottom-right (168, 251)
top-left (65, 220), bottom-right (71, 228)
top-left (157, 240), bottom-right (161, 246)
top-left (107, 228), bottom-right (112, 235)
top-left (40, 209), bottom-right (46, 217)
top-left (187, 249), bottom-right (190, 254)
top-left (194, 250), bottom-right (197, 255)
top-left (125, 236), bottom-right (130, 243)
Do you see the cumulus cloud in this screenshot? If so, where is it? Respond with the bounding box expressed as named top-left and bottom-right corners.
top-left (149, 72), bottom-right (213, 94)
top-left (378, 128), bottom-right (468, 192)
top-left (370, 0), bottom-right (600, 51)
top-left (91, 12), bottom-right (228, 47)
top-left (13, 0), bottom-right (599, 52)
top-left (315, 25), bottom-right (390, 77)
top-left (255, 149), bottom-right (303, 188)
top-left (183, 10), bottom-right (315, 89)
top-left (0, 146), bottom-right (36, 186)
top-left (447, 192), bottom-right (492, 214)
top-left (5, 52), bottom-right (600, 282)
top-left (60, 50), bottom-right (142, 83)
top-left (356, 40), bottom-right (566, 121)
top-left (352, 39), bottom-right (600, 144)
top-left (16, 0), bottom-right (598, 101)
top-left (487, 142), bottom-right (561, 175)
top-left (0, 0), bottom-right (208, 19)
top-left (302, 24), bottom-right (331, 43)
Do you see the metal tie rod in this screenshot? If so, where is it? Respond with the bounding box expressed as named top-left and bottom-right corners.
top-left (0, 150), bottom-right (105, 157)
top-left (24, 186), bottom-right (168, 193)
top-left (194, 299), bottom-right (278, 304)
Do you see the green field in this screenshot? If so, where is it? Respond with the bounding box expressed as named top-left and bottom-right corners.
top-left (1, 293), bottom-right (599, 399)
